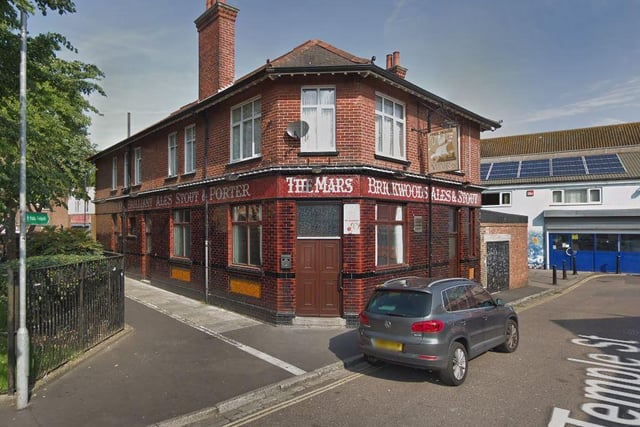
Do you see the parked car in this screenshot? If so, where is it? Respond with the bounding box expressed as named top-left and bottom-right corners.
top-left (358, 276), bottom-right (519, 386)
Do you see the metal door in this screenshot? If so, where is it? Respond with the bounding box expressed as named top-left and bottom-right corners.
top-left (486, 241), bottom-right (509, 292)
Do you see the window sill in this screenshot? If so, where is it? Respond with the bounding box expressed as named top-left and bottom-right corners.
top-left (165, 175), bottom-right (178, 182)
top-left (169, 257), bottom-right (192, 266)
top-left (227, 156), bottom-right (262, 167)
top-left (227, 265), bottom-right (262, 277)
top-left (374, 264), bottom-right (411, 275)
top-left (374, 154), bottom-right (410, 166)
top-left (298, 151), bottom-right (339, 157)
top-left (181, 171), bottom-right (196, 178)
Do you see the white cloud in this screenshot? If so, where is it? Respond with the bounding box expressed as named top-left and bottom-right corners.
top-left (523, 77), bottom-right (640, 123)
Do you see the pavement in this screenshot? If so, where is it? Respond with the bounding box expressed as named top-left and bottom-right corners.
top-left (0, 269), bottom-right (594, 427)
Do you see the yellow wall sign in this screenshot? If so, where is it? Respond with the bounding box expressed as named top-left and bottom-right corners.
top-left (230, 278), bottom-right (261, 298)
top-left (171, 267), bottom-right (191, 282)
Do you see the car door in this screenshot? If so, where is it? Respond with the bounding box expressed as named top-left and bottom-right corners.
top-left (444, 285), bottom-right (486, 357)
top-left (468, 283), bottom-right (505, 349)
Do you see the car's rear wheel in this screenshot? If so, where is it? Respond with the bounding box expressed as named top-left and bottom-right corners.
top-left (440, 342), bottom-right (467, 386)
top-left (496, 319), bottom-right (519, 353)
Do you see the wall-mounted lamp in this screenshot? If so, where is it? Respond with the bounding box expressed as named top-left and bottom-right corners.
top-left (226, 173), bottom-right (239, 182)
top-left (311, 166), bottom-right (323, 174)
top-left (393, 171), bottom-right (406, 180)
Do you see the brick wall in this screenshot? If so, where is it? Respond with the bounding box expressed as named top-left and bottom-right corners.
top-left (480, 222), bottom-right (528, 289)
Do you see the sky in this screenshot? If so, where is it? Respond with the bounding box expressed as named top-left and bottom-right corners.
top-left (28, 0), bottom-right (640, 151)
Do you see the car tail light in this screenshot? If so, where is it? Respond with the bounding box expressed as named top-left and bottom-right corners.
top-left (359, 312), bottom-right (370, 326)
top-left (411, 319), bottom-right (444, 333)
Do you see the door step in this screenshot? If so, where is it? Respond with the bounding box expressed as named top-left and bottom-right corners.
top-left (291, 317), bottom-right (346, 328)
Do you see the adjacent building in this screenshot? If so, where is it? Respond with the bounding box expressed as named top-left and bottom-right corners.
top-left (91, 0), bottom-right (500, 324)
top-left (481, 122), bottom-right (640, 274)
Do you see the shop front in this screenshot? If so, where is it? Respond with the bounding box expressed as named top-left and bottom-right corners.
top-left (122, 173), bottom-right (482, 325)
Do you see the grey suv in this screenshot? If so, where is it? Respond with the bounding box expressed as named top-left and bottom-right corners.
top-left (358, 276), bottom-right (519, 386)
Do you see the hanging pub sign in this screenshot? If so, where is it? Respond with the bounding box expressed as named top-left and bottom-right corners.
top-left (427, 127), bottom-right (460, 173)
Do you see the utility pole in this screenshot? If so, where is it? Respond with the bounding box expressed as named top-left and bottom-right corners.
top-left (16, 9), bottom-right (30, 409)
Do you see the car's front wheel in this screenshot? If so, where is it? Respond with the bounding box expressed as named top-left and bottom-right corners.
top-left (496, 319), bottom-right (519, 353)
top-left (440, 342), bottom-right (467, 386)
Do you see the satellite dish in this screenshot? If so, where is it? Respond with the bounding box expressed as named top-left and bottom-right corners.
top-left (286, 121), bottom-right (309, 139)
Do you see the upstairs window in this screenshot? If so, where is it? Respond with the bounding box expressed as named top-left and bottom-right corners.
top-left (375, 94), bottom-right (405, 160)
top-left (482, 192), bottom-right (511, 206)
top-left (231, 98), bottom-right (262, 162)
top-left (133, 147), bottom-right (142, 185)
top-left (123, 151), bottom-right (130, 188)
top-left (184, 125), bottom-right (196, 173)
top-left (301, 87), bottom-right (335, 152)
top-left (111, 157), bottom-right (117, 190)
top-left (552, 188), bottom-right (601, 204)
top-left (168, 133), bottom-right (178, 177)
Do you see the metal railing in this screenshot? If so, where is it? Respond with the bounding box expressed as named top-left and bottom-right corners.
top-left (5, 255), bottom-right (124, 391)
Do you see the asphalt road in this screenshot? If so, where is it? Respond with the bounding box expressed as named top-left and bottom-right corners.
top-left (212, 274), bottom-right (640, 427)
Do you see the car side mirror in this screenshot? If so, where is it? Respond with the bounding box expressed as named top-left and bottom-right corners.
top-left (495, 298), bottom-right (505, 306)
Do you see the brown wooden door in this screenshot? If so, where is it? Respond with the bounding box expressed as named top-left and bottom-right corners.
top-left (296, 239), bottom-right (341, 316)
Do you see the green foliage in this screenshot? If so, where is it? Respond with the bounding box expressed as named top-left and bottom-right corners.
top-left (27, 226), bottom-right (103, 257)
top-left (0, 0), bottom-right (104, 259)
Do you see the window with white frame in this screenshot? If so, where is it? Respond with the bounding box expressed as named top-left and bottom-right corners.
top-left (232, 204), bottom-right (262, 266)
top-left (123, 151), bottom-right (130, 188)
top-left (482, 191), bottom-right (511, 206)
top-left (231, 98), bottom-right (262, 162)
top-left (173, 210), bottom-right (191, 258)
top-left (168, 133), bottom-right (178, 177)
top-left (133, 147), bottom-right (142, 185)
top-left (111, 157), bottom-right (117, 190)
top-left (552, 188), bottom-right (601, 204)
top-left (301, 87), bottom-right (335, 152)
top-left (375, 204), bottom-right (404, 267)
top-left (375, 93), bottom-right (405, 160)
top-left (184, 125), bottom-right (196, 173)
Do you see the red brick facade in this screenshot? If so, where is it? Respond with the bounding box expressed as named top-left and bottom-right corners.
top-left (91, 1), bottom-right (500, 325)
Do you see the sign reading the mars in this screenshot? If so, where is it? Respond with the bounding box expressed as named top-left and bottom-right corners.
top-left (427, 127), bottom-right (460, 173)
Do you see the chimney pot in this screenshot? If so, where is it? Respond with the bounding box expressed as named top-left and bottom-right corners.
top-left (393, 51), bottom-right (400, 66)
top-left (386, 54), bottom-right (393, 69)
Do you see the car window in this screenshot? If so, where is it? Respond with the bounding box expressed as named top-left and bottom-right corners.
top-left (468, 284), bottom-right (495, 308)
top-left (367, 290), bottom-right (431, 317)
top-left (443, 285), bottom-right (471, 312)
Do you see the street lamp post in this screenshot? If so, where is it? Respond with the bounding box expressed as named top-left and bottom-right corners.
top-left (16, 9), bottom-right (30, 410)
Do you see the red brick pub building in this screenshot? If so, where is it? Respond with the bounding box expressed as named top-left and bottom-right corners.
top-left (91, 0), bottom-right (501, 325)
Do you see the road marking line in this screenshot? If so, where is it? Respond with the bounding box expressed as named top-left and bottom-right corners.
top-left (127, 295), bottom-right (307, 376)
top-left (224, 365), bottom-right (380, 426)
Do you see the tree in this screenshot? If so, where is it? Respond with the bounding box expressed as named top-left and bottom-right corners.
top-left (0, 0), bottom-right (104, 260)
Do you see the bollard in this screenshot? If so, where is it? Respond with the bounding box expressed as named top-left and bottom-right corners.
top-left (552, 265), bottom-right (557, 285)
top-left (616, 255), bottom-right (621, 274)
top-left (572, 255), bottom-right (577, 275)
top-left (562, 260), bottom-right (567, 280)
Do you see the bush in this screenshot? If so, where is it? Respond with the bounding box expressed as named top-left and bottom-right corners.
top-left (27, 227), bottom-right (103, 257)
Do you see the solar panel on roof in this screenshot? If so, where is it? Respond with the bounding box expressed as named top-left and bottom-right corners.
top-left (519, 159), bottom-right (550, 178)
top-left (552, 157), bottom-right (586, 176)
top-left (584, 154), bottom-right (625, 174)
top-left (480, 163), bottom-right (491, 180)
top-left (487, 161), bottom-right (519, 180)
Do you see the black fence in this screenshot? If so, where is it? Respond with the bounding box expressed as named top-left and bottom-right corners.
top-left (5, 255), bottom-right (124, 391)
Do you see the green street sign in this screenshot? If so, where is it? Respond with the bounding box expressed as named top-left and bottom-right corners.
top-left (26, 212), bottom-right (49, 225)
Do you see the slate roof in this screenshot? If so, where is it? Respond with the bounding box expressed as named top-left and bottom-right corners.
top-left (480, 122), bottom-right (640, 185)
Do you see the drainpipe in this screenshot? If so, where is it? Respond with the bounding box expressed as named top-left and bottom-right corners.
top-left (203, 111), bottom-right (210, 303)
top-left (427, 110), bottom-right (433, 278)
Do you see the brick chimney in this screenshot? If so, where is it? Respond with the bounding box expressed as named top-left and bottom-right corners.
top-left (195, 0), bottom-right (239, 100)
top-left (386, 51), bottom-right (407, 79)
